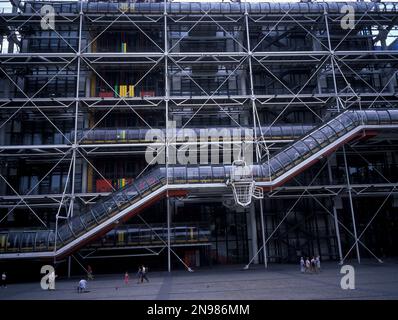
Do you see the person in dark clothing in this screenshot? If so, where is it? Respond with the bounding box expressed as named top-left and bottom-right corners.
top-left (136, 266), bottom-right (142, 284)
top-left (141, 265), bottom-right (149, 283)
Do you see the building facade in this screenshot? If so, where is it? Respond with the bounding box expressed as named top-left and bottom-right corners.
top-left (0, 0), bottom-right (398, 275)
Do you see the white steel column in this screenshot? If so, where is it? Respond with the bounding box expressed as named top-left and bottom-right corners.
top-left (54, 0), bottom-right (83, 266)
top-left (343, 149), bottom-right (361, 264)
top-left (69, 0), bottom-right (84, 218)
top-left (325, 10), bottom-right (360, 264)
top-left (249, 204), bottom-right (259, 264)
top-left (244, 0), bottom-right (267, 269)
top-left (327, 157), bottom-right (343, 264)
top-left (164, 0), bottom-right (171, 273)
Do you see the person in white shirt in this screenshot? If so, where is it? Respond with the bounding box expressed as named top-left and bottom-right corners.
top-left (305, 258), bottom-right (310, 273)
top-left (316, 256), bottom-right (321, 272)
top-left (78, 279), bottom-right (87, 293)
top-left (1, 272), bottom-right (6, 288)
top-left (300, 257), bottom-right (305, 273)
top-left (141, 265), bottom-right (149, 283)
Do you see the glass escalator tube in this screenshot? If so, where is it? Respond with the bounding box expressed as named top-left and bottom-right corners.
top-left (310, 125), bottom-right (331, 148)
top-left (57, 222), bottom-right (74, 245)
top-left (301, 135), bottom-right (321, 155)
top-left (135, 173), bottom-right (152, 197)
top-left (158, 167), bottom-right (167, 185)
top-left (291, 140), bottom-right (311, 162)
top-left (187, 166), bottom-right (200, 183)
top-left (91, 202), bottom-right (108, 223)
top-left (199, 166), bottom-right (212, 183)
top-left (224, 165), bottom-right (232, 181)
top-left (284, 145), bottom-right (304, 168)
top-left (363, 110), bottom-right (379, 125)
top-left (81, 208), bottom-right (99, 231)
top-left (251, 165), bottom-right (262, 181)
top-left (112, 189), bottom-right (131, 211)
top-left (376, 110), bottom-right (392, 124)
top-left (20, 232), bottom-right (36, 252)
top-left (212, 165), bottom-right (225, 183)
top-left (268, 156), bottom-right (286, 178)
top-left (258, 164), bottom-right (272, 181)
top-left (48, 231), bottom-right (56, 251)
top-left (69, 215), bottom-right (86, 237)
top-left (34, 230), bottom-right (51, 252)
top-left (319, 124), bottom-right (339, 144)
top-left (336, 112), bottom-right (357, 131)
top-left (145, 169), bottom-right (162, 191)
top-left (281, 125), bottom-right (293, 140)
top-left (276, 147), bottom-right (295, 172)
top-left (124, 183), bottom-right (141, 206)
top-left (102, 197), bottom-right (119, 218)
top-left (327, 117), bottom-right (347, 137)
top-left (0, 232), bottom-right (8, 253)
top-left (173, 166), bottom-right (187, 184)
top-left (387, 109), bottom-right (398, 123)
top-left (8, 232), bottom-right (21, 253)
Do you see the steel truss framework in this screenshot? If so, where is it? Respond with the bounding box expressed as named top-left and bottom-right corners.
top-left (0, 0), bottom-right (398, 271)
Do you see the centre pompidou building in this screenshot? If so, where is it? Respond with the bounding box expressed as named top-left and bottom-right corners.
top-left (0, 0), bottom-right (397, 276)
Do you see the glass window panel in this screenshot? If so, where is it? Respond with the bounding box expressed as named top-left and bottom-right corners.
top-left (92, 203), bottom-right (107, 220)
top-left (35, 231), bottom-right (50, 251)
top-left (311, 130), bottom-right (329, 145)
top-left (292, 141), bottom-right (310, 157)
top-left (199, 166), bottom-right (212, 181)
top-left (145, 174), bottom-right (159, 188)
top-left (187, 167), bottom-right (199, 181)
top-left (212, 166), bottom-right (225, 180)
top-left (21, 232), bottom-right (35, 250)
top-left (377, 111), bottom-right (391, 123)
top-left (268, 158), bottom-right (284, 174)
top-left (319, 125), bottom-right (337, 140)
top-left (388, 110), bottom-right (398, 122)
top-left (275, 152), bottom-right (291, 168)
top-left (338, 113), bottom-right (355, 128)
top-left (174, 167), bottom-right (187, 183)
top-left (57, 224), bottom-right (73, 243)
top-left (136, 178), bottom-right (150, 193)
top-left (103, 199), bottom-right (118, 214)
top-left (81, 210), bottom-right (97, 228)
top-left (364, 111), bottom-right (379, 123)
top-left (328, 119), bottom-right (346, 134)
top-left (303, 136), bottom-right (320, 151)
top-left (70, 216), bottom-right (85, 235)
top-left (0, 233), bottom-right (8, 252)
top-left (284, 147), bottom-right (302, 163)
top-left (7, 233), bottom-right (20, 252)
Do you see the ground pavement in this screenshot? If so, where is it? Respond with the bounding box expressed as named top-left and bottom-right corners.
top-left (1, 259), bottom-right (397, 300)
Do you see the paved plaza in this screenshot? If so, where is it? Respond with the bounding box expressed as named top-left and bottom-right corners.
top-left (1, 260), bottom-right (398, 300)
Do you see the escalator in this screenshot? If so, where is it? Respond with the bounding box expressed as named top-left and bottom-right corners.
top-left (1, 109), bottom-right (398, 259)
top-left (73, 124), bottom-right (314, 144)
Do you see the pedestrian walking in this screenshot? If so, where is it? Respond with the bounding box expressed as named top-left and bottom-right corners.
top-left (300, 257), bottom-right (305, 273)
top-left (311, 256), bottom-right (316, 273)
top-left (124, 271), bottom-right (129, 285)
top-left (77, 279), bottom-right (87, 293)
top-left (305, 257), bottom-right (310, 273)
top-left (87, 265), bottom-right (94, 280)
top-left (1, 272), bottom-right (6, 288)
top-left (136, 266), bottom-right (142, 284)
top-left (141, 265), bottom-right (149, 283)
top-left (316, 256), bottom-right (321, 272)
